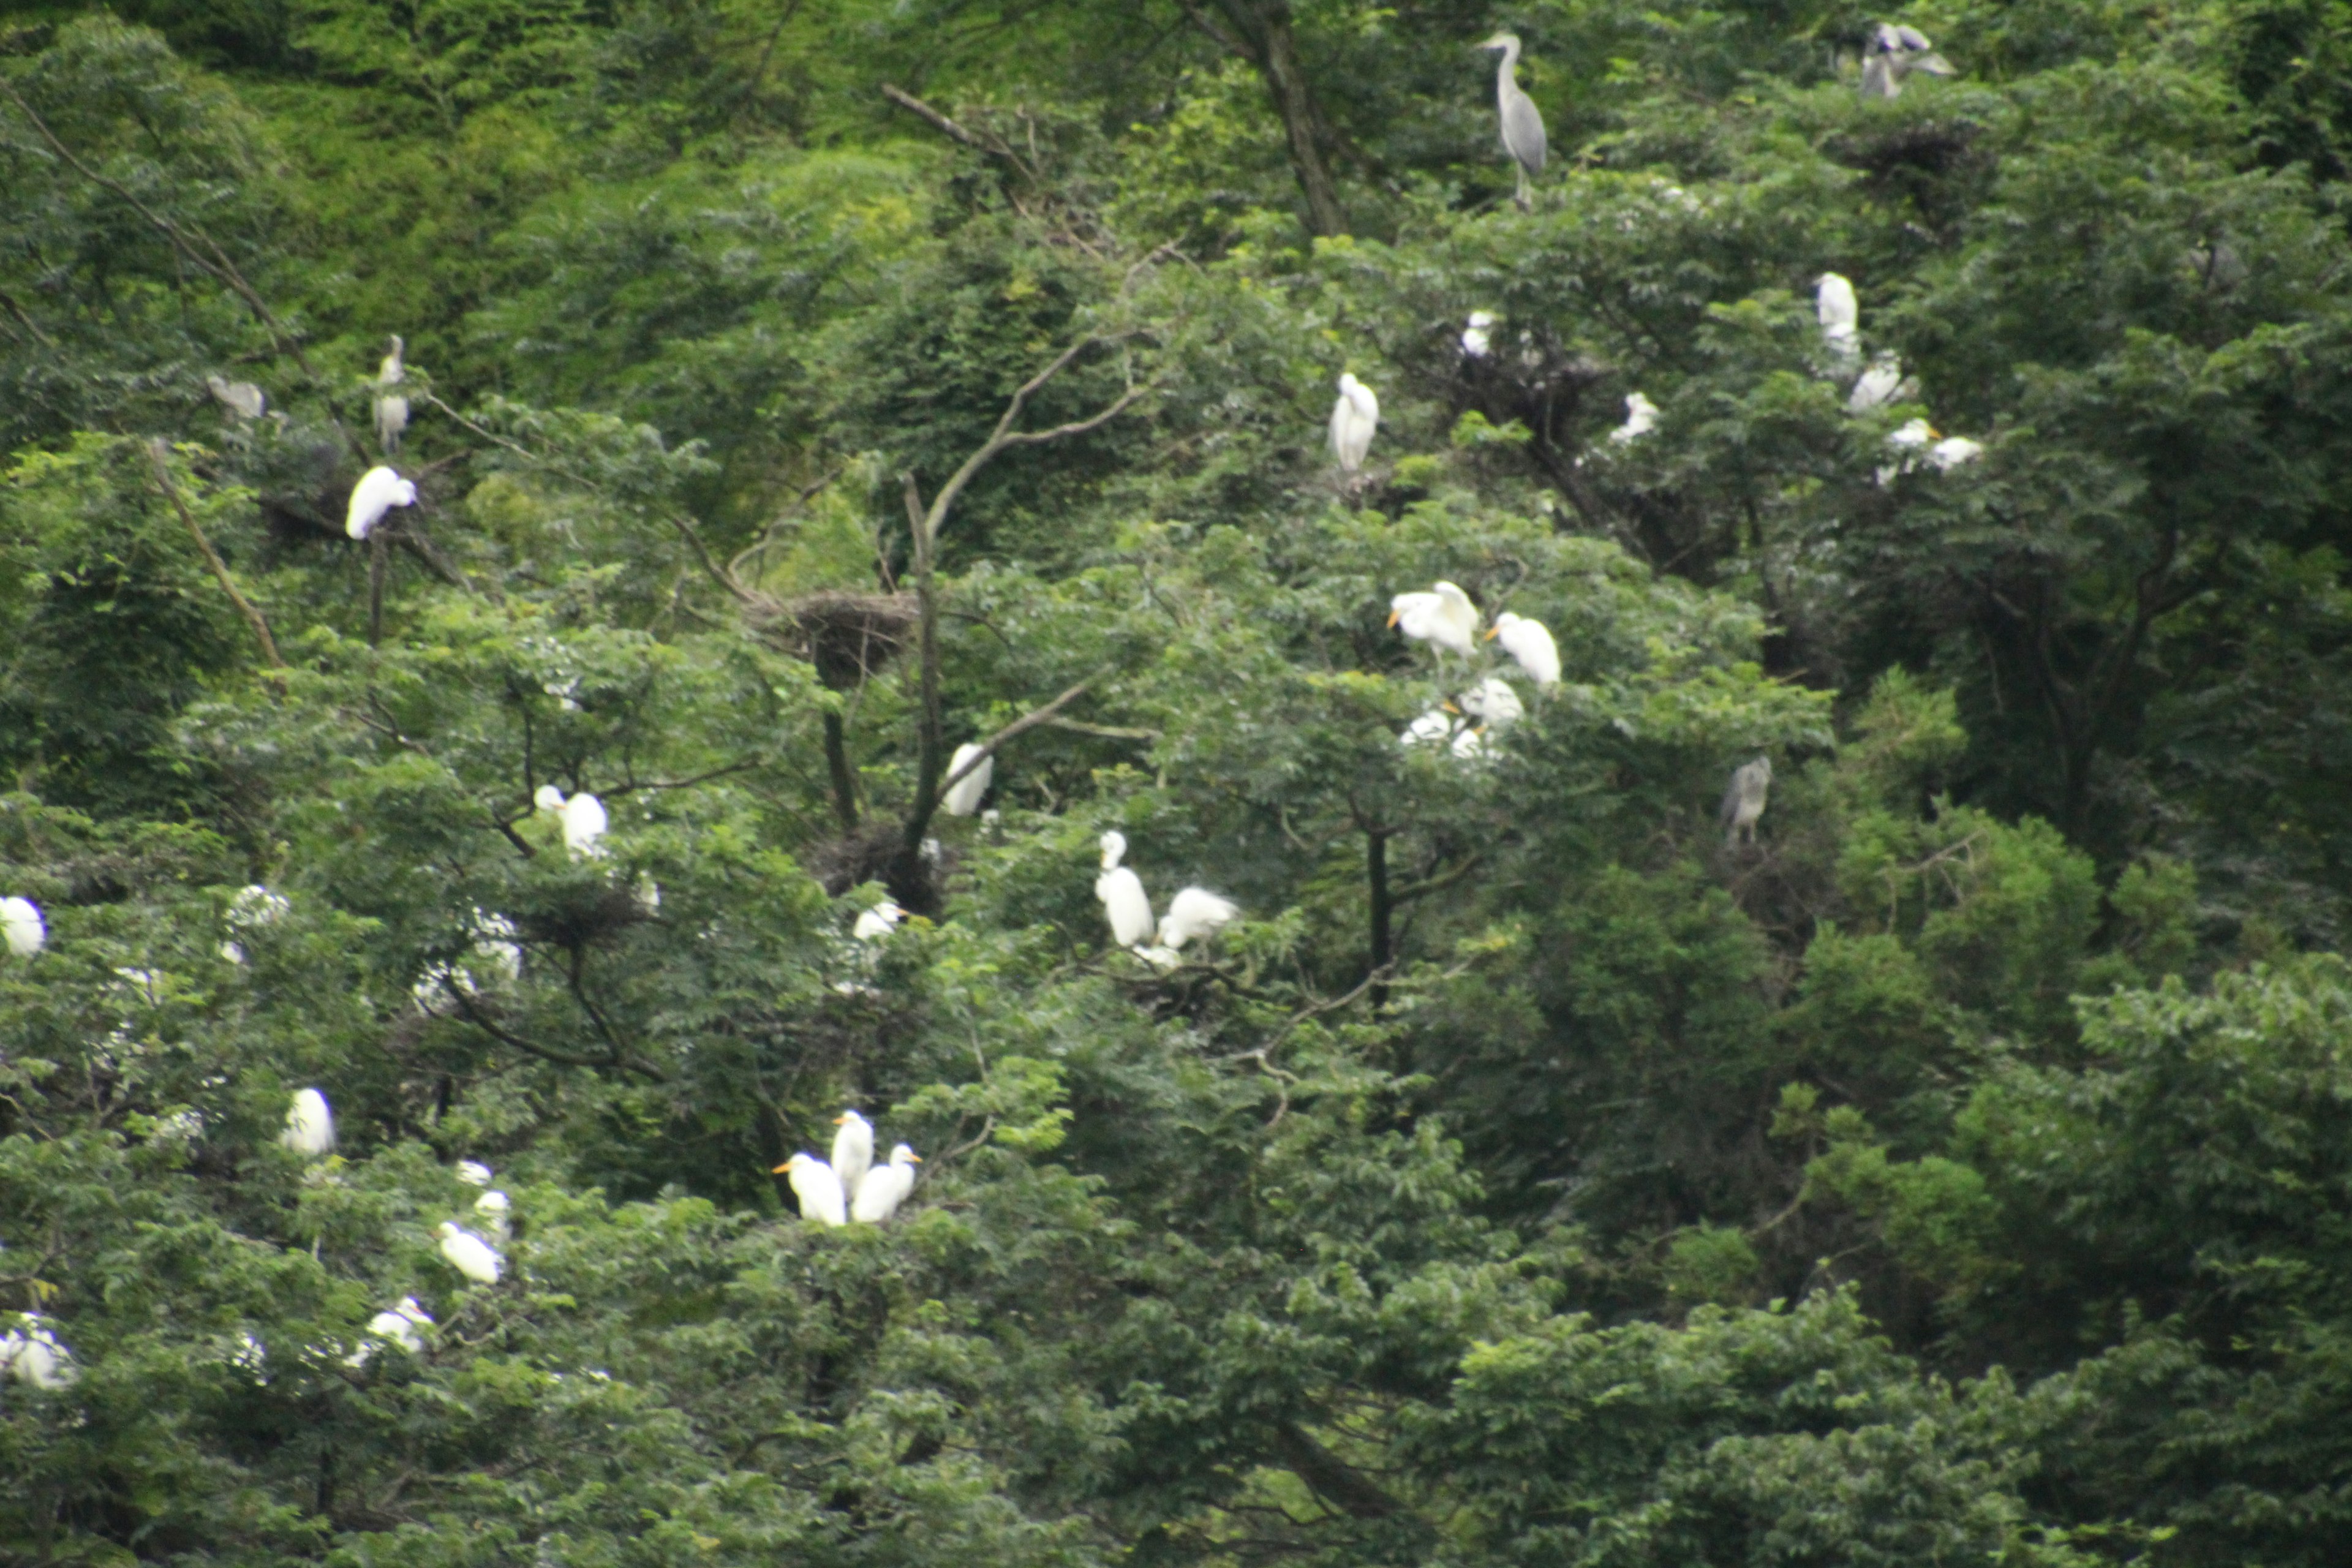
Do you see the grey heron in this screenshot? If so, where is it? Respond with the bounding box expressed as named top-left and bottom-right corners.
top-left (374, 334), bottom-right (410, 455)
top-left (1861, 23), bottom-right (1953, 100)
top-left (1721, 756), bottom-right (1773, 846)
top-left (1477, 34), bottom-right (1548, 209)
top-left (206, 375), bottom-right (266, 420)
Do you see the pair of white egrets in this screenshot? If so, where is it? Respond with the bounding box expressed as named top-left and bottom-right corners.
top-left (775, 1110), bottom-right (921, 1226)
top-left (1095, 832), bottom-right (1238, 968)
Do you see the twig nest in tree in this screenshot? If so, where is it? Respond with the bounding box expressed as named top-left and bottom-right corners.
top-left (768, 591), bottom-right (919, 690)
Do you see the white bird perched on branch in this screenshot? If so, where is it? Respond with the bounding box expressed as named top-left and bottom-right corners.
top-left (345, 465), bottom-right (416, 540)
top-left (206, 374), bottom-right (266, 420)
top-left (534, 786), bottom-right (608, 858)
top-left (282, 1087), bottom-right (335, 1157)
top-left (1096, 831), bottom-right (1156, 949)
top-left (1158, 887), bottom-right (1240, 954)
top-left (1329, 374), bottom-right (1379, 473)
top-left (374, 334), bottom-right (409, 456)
top-left (1722, 756), bottom-right (1774, 846)
top-left (1389, 581), bottom-right (1480, 655)
top-left (1609, 392), bottom-right (1660, 445)
top-left (456, 1160), bottom-right (494, 1186)
top-left (1460, 675), bottom-right (1525, 730)
top-left (1861, 21), bottom-right (1954, 100)
top-left (1485, 612), bottom-right (1561, 687)
top-left (851, 1143), bottom-right (922, 1223)
top-left (474, 1189), bottom-right (511, 1240)
top-left (1477, 33), bottom-right (1548, 208)
top-left (348, 1295), bottom-right (432, 1365)
top-left (1, 896), bottom-right (45, 957)
top-left (1929, 434), bottom-right (1984, 470)
top-left (773, 1152), bottom-right (848, 1226)
top-left (942, 742), bottom-right (993, 816)
top-left (0, 1315), bottom-right (76, 1389)
top-left (831, 1111), bottom-right (874, 1201)
top-left (1847, 352), bottom-right (1918, 412)
top-left (1815, 273), bottom-right (1860, 363)
top-left (1461, 311), bottom-right (1496, 358)
top-left (435, 1221), bottom-right (503, 1284)
top-left (853, 902), bottom-right (903, 942)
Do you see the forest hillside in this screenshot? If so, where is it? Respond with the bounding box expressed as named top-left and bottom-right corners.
top-left (8, 1), bottom-right (2352, 1562)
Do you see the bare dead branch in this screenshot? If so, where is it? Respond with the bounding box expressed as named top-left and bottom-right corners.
top-left (145, 439), bottom-right (284, 671)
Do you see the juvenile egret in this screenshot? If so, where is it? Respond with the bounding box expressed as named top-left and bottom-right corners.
top-left (1461, 311), bottom-right (1496, 358)
top-left (1929, 434), bottom-right (1984, 470)
top-left (206, 375), bottom-right (266, 420)
top-left (435, 1221), bottom-right (504, 1284)
top-left (1861, 22), bottom-right (1954, 99)
top-left (1477, 34), bottom-right (1548, 208)
top-left (773, 1152), bottom-right (848, 1226)
top-left (1608, 392), bottom-right (1659, 445)
top-left (1329, 374), bottom-right (1380, 473)
top-left (1722, 756), bottom-right (1773, 846)
top-left (475, 1189), bottom-right (511, 1240)
top-left (1401, 707), bottom-right (1458, 749)
top-left (850, 1143), bottom-right (922, 1223)
top-left (1, 896), bottom-right (45, 956)
top-left (560, 793), bottom-right (608, 858)
top-left (942, 742), bottom-right (993, 816)
top-left (1815, 273), bottom-right (1860, 361)
top-left (349, 1295), bottom-right (432, 1363)
top-left (282, 1087), bottom-right (336, 1157)
top-left (1847, 352), bottom-right (1918, 412)
top-left (534, 783), bottom-right (567, 813)
top-left (345, 465), bottom-right (417, 540)
top-left (0, 1316), bottom-right (76, 1389)
top-left (1096, 832), bottom-right (1156, 949)
top-left (1389, 581), bottom-right (1481, 655)
top-left (1159, 886), bottom-right (1240, 952)
top-left (1485, 612), bottom-right (1561, 687)
top-left (456, 1159), bottom-right (494, 1186)
top-left (853, 902), bottom-right (903, 942)
top-left (1460, 675), bottom-right (1525, 729)
top-left (1875, 417), bottom-right (1936, 485)
top-left (831, 1110), bottom-right (875, 1200)
top-left (374, 335), bottom-right (409, 455)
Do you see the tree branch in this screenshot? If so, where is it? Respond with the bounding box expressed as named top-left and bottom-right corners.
top-left (938, 675), bottom-right (1103, 798)
top-left (1269, 1420), bottom-right (1400, 1520)
top-left (145, 439), bottom-right (284, 672)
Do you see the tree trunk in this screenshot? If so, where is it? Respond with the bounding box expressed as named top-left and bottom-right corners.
top-left (1198, 0), bottom-right (1350, 237)
top-left (1366, 827), bottom-right (1392, 1008)
top-left (822, 711), bottom-right (860, 831)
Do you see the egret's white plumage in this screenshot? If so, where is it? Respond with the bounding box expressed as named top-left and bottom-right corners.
top-left (1401, 708), bottom-right (1458, 749)
top-left (1, 896), bottom-right (45, 956)
top-left (1158, 887), bottom-right (1239, 951)
top-left (1722, 756), bottom-right (1774, 846)
top-left (831, 1111), bottom-right (875, 1202)
top-left (775, 1152), bottom-right (848, 1226)
top-left (560, 793), bottom-right (608, 858)
top-left (1485, 612), bottom-right (1561, 687)
top-left (351, 1295), bottom-right (432, 1363)
top-left (1609, 392), bottom-right (1660, 445)
top-left (1929, 435), bottom-right (1984, 470)
top-left (435, 1221), bottom-right (503, 1284)
top-left (1096, 832), bottom-right (1156, 949)
top-left (1847, 353), bottom-right (1914, 412)
top-left (1461, 311), bottom-right (1496, 358)
top-left (853, 902), bottom-right (903, 942)
top-left (1389, 581), bottom-right (1481, 655)
top-left (282, 1087), bottom-right (335, 1158)
top-left (850, 1143), bottom-right (921, 1223)
top-left (345, 466), bottom-right (417, 540)
top-left (474, 1189), bottom-right (511, 1240)
top-left (942, 742), bottom-right (993, 816)
top-left (1815, 273), bottom-right (1860, 360)
top-left (0, 1316), bottom-right (76, 1389)
top-left (456, 1160), bottom-right (494, 1186)
top-left (1460, 675), bottom-right (1525, 729)
top-left (1329, 374), bottom-right (1380, 473)
top-left (534, 784), bottom-right (567, 813)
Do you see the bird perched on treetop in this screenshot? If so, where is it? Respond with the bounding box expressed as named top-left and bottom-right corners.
top-left (345, 466), bottom-right (417, 540)
top-left (1, 896), bottom-right (45, 957)
top-left (1476, 33), bottom-right (1548, 209)
top-left (206, 375), bottom-right (266, 420)
top-left (1329, 374), bottom-right (1379, 473)
top-left (1096, 832), bottom-right (1156, 949)
top-left (831, 1111), bottom-right (874, 1202)
top-left (282, 1087), bottom-right (335, 1158)
top-left (774, 1152), bottom-right (848, 1226)
top-left (1861, 22), bottom-right (1954, 100)
top-left (1609, 393), bottom-right (1660, 445)
top-left (1721, 756), bottom-right (1774, 846)
top-left (1816, 274), bottom-right (1860, 362)
top-left (1485, 612), bottom-right (1561, 687)
top-left (1389, 581), bottom-right (1482, 655)
top-left (850, 1143), bottom-right (922, 1223)
top-left (435, 1221), bottom-right (503, 1284)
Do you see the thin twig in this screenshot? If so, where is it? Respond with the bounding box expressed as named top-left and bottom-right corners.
top-left (144, 439), bottom-right (284, 671)
top-left (938, 674), bottom-right (1104, 797)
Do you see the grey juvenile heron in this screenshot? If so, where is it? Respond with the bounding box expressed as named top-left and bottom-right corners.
top-left (1721, 755), bottom-right (1773, 846)
top-left (374, 334), bottom-right (410, 456)
top-left (1861, 23), bottom-right (1953, 100)
top-left (1477, 34), bottom-right (1547, 209)
top-left (206, 375), bottom-right (266, 420)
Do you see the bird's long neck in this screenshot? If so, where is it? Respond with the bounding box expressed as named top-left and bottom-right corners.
top-left (1494, 39), bottom-right (1520, 83)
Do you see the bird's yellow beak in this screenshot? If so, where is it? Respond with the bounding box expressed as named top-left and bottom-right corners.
top-left (910, 1154), bottom-right (924, 1163)
top-left (1483, 625), bottom-right (1500, 641)
top-left (832, 1114), bottom-right (847, 1125)
top-left (770, 1161), bottom-right (793, 1174)
top-left (1386, 610), bottom-right (1401, 628)
top-left (1441, 701), bottom-right (1460, 714)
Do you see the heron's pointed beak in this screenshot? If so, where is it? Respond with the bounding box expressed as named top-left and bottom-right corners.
top-left (910, 1154), bottom-right (924, 1163)
top-left (1441, 701), bottom-right (1461, 715)
top-left (1483, 625), bottom-right (1500, 641)
top-left (832, 1114), bottom-right (847, 1125)
top-left (771, 1162), bottom-right (793, 1174)
top-left (1386, 611), bottom-right (1401, 627)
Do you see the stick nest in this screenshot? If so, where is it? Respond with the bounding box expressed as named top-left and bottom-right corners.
top-left (758, 591), bottom-right (918, 689)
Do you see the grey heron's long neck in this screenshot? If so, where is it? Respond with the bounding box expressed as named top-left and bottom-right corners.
top-left (1495, 39), bottom-right (1521, 83)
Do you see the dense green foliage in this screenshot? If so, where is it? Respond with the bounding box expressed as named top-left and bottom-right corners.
top-left (9, 0), bottom-right (2352, 1562)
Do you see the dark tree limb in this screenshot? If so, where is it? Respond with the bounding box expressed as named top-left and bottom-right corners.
top-left (1270, 1420), bottom-right (1400, 1520)
top-left (145, 439), bottom-right (283, 671)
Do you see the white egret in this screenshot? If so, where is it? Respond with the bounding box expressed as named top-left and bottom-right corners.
top-left (435, 1221), bottom-right (504, 1284)
top-left (560, 793), bottom-right (608, 858)
top-left (349, 1295), bottom-right (432, 1364)
top-left (773, 1152), bottom-right (848, 1226)
top-left (0, 1315), bottom-right (76, 1389)
top-left (206, 375), bottom-right (265, 420)
top-left (1460, 675), bottom-right (1525, 729)
top-left (1876, 417), bottom-right (1937, 486)
top-left (1609, 392), bottom-right (1660, 445)
top-left (853, 902), bottom-right (903, 942)
top-left (942, 742), bottom-right (993, 816)
top-left (1485, 611), bottom-right (1561, 687)
top-left (374, 335), bottom-right (409, 455)
top-left (1722, 756), bottom-right (1773, 846)
top-left (1401, 707), bottom-right (1458, 750)
top-left (1388, 581), bottom-right (1481, 655)
top-left (474, 1189), bottom-right (511, 1240)
top-left (831, 1111), bottom-right (875, 1200)
top-left (1158, 887), bottom-right (1239, 952)
top-left (1816, 273), bottom-right (1860, 361)
top-left (850, 1143), bottom-right (922, 1223)
top-left (534, 783), bottom-right (567, 813)
top-left (1847, 352), bottom-right (1917, 412)
top-left (282, 1087), bottom-right (336, 1157)
top-left (1461, 311), bottom-right (1496, 358)
top-left (1929, 434), bottom-right (1984, 470)
top-left (456, 1160), bottom-right (494, 1186)
top-left (1, 896), bottom-right (45, 956)
top-left (345, 465), bottom-right (417, 540)
top-left (1861, 22), bottom-right (1954, 100)
top-left (1477, 34), bottom-right (1548, 208)
top-left (1095, 832), bottom-right (1156, 949)
top-left (1329, 374), bottom-right (1380, 473)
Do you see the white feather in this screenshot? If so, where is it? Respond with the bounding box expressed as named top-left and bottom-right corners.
top-left (850, 1143), bottom-right (922, 1222)
top-left (435, 1221), bottom-right (503, 1284)
top-left (942, 743), bottom-right (993, 816)
top-left (344, 466), bottom-right (417, 540)
top-left (281, 1087), bottom-right (335, 1157)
